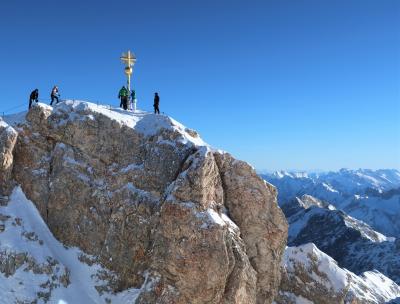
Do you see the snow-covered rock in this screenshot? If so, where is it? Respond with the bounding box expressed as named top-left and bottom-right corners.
top-left (275, 243), bottom-right (400, 304)
top-left (0, 100), bottom-right (288, 304)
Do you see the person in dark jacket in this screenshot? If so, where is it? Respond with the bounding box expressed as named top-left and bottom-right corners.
top-left (154, 92), bottom-right (160, 114)
top-left (118, 86), bottom-right (129, 110)
top-left (50, 86), bottom-right (60, 105)
top-left (29, 89), bottom-right (39, 109)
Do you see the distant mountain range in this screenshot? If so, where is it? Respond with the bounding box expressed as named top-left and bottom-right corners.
top-left (262, 169), bottom-right (400, 237)
top-left (263, 169), bottom-right (400, 301)
top-left (282, 194), bottom-right (400, 285)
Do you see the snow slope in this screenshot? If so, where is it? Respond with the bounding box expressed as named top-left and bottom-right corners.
top-left (284, 196), bottom-right (390, 244)
top-left (340, 191), bottom-right (400, 237)
top-left (0, 187), bottom-right (147, 304)
top-left (275, 243), bottom-right (400, 304)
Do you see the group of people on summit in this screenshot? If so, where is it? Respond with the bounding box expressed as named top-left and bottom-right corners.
top-left (29, 86), bottom-right (60, 109)
top-left (118, 86), bottom-right (134, 111)
top-left (117, 86), bottom-right (160, 114)
top-left (29, 86), bottom-right (161, 114)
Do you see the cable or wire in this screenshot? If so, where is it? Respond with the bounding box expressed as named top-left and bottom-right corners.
top-left (0, 102), bottom-right (27, 114)
top-left (1, 99), bottom-right (55, 116)
top-left (1, 99), bottom-right (63, 115)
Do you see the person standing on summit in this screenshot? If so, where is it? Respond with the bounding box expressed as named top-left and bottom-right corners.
top-left (118, 86), bottom-right (129, 110)
top-left (50, 86), bottom-right (60, 105)
top-left (130, 89), bottom-right (137, 111)
top-left (154, 92), bottom-right (160, 114)
top-left (29, 89), bottom-right (39, 109)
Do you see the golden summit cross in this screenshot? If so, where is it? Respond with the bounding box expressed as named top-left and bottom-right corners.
top-left (120, 50), bottom-right (136, 67)
top-left (120, 50), bottom-right (137, 110)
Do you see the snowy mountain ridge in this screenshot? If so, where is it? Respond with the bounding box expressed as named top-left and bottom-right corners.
top-left (281, 193), bottom-right (400, 291)
top-left (4, 100), bottom-right (206, 147)
top-left (266, 168), bottom-right (400, 201)
top-left (263, 169), bottom-right (400, 238)
top-left (283, 195), bottom-right (391, 244)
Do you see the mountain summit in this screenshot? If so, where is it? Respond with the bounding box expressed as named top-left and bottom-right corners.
top-left (0, 101), bottom-right (288, 304)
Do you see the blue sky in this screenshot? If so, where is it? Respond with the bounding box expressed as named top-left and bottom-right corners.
top-left (1, 0), bottom-right (399, 171)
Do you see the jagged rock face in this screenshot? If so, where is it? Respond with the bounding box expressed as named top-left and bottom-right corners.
top-left (215, 153), bottom-right (288, 304)
top-left (0, 119), bottom-right (18, 196)
top-left (275, 244), bottom-right (400, 304)
top-left (2, 101), bottom-right (288, 303)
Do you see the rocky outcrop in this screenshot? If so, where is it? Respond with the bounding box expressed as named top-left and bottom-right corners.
top-left (215, 153), bottom-right (288, 303)
top-left (0, 118), bottom-right (18, 196)
top-left (275, 243), bottom-right (400, 304)
top-left (3, 101), bottom-right (288, 303)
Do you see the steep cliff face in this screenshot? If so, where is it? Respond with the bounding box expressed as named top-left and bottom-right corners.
top-left (0, 119), bottom-right (18, 197)
top-left (0, 101), bottom-right (287, 303)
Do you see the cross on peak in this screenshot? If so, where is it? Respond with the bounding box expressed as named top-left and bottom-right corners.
top-left (120, 50), bottom-right (136, 66)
